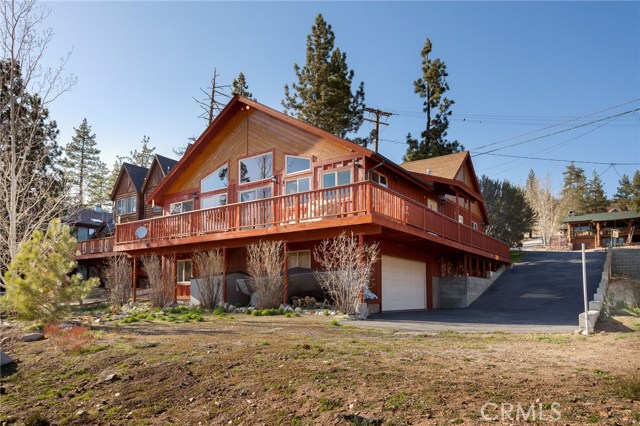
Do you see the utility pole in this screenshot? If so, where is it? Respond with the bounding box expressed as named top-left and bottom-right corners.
top-left (363, 107), bottom-right (392, 153)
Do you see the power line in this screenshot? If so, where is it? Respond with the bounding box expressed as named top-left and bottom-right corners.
top-left (479, 153), bottom-right (640, 166)
top-left (470, 98), bottom-right (640, 151)
top-left (363, 107), bottom-right (392, 153)
top-left (473, 107), bottom-right (640, 156)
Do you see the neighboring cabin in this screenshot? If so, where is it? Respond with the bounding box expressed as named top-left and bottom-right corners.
top-left (76, 96), bottom-right (511, 312)
top-left (562, 211), bottom-right (640, 250)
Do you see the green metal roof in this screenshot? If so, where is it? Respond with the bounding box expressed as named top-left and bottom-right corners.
top-left (562, 210), bottom-right (640, 224)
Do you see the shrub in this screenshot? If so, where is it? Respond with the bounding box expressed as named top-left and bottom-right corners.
top-left (44, 323), bottom-right (94, 354)
top-left (104, 254), bottom-right (132, 307)
top-left (3, 219), bottom-right (99, 322)
top-left (246, 240), bottom-right (284, 309)
top-left (24, 412), bottom-right (50, 426)
top-left (192, 250), bottom-right (224, 309)
top-left (314, 232), bottom-right (379, 316)
top-left (142, 255), bottom-right (176, 308)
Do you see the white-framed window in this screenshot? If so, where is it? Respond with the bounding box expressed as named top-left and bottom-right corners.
top-left (239, 185), bottom-right (272, 202)
top-left (177, 259), bottom-right (192, 284)
top-left (288, 250), bottom-right (311, 269)
top-left (472, 222), bottom-right (478, 230)
top-left (458, 214), bottom-right (464, 224)
top-left (285, 176), bottom-right (311, 194)
top-left (371, 171), bottom-right (388, 187)
top-left (116, 196), bottom-right (137, 215)
top-left (201, 164), bottom-right (228, 193)
top-left (322, 170), bottom-right (351, 188)
top-left (285, 155), bottom-right (311, 175)
top-left (201, 193), bottom-right (227, 209)
top-left (169, 200), bottom-right (194, 215)
top-left (239, 152), bottom-right (273, 184)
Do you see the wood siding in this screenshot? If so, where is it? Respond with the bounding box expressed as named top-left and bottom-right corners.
top-left (144, 161), bottom-right (166, 219)
top-left (113, 172), bottom-right (144, 223)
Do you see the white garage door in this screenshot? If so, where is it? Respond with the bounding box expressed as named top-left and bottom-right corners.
top-left (381, 255), bottom-right (426, 311)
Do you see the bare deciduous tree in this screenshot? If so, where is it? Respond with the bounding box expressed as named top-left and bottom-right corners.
top-left (0, 0), bottom-right (76, 284)
top-left (525, 173), bottom-right (565, 247)
top-left (246, 240), bottom-right (284, 309)
top-left (142, 255), bottom-right (176, 308)
top-left (103, 254), bottom-right (132, 307)
top-left (314, 232), bottom-right (379, 316)
top-left (192, 250), bottom-right (224, 309)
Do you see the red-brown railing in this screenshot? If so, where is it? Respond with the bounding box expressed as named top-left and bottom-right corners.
top-left (115, 182), bottom-right (510, 260)
top-left (76, 236), bottom-right (114, 256)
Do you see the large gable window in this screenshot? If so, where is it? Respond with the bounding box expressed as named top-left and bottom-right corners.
top-left (285, 156), bottom-right (311, 175)
top-left (322, 170), bottom-right (351, 188)
top-left (240, 186), bottom-right (272, 202)
top-left (201, 164), bottom-right (228, 193)
top-left (239, 152), bottom-right (273, 184)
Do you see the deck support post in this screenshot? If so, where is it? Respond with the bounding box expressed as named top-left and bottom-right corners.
top-left (595, 222), bottom-right (601, 248)
top-left (132, 256), bottom-right (138, 303)
top-left (358, 235), bottom-right (365, 304)
top-left (283, 242), bottom-right (289, 305)
top-left (222, 248), bottom-right (228, 304)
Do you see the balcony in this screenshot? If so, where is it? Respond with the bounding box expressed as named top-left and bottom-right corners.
top-left (114, 182), bottom-right (510, 262)
top-left (76, 236), bottom-right (115, 259)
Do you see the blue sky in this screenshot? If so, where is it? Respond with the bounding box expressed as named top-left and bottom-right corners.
top-left (43, 1), bottom-right (639, 196)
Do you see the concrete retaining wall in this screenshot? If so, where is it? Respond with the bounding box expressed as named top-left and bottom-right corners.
top-left (611, 248), bottom-right (640, 278)
top-left (578, 250), bottom-right (611, 333)
top-left (433, 268), bottom-right (505, 309)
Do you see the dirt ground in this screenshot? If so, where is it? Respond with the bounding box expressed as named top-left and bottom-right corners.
top-left (1, 309), bottom-right (639, 426)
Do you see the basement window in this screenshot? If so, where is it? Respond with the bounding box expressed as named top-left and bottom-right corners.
top-left (177, 260), bottom-right (192, 284)
top-left (288, 250), bottom-right (311, 269)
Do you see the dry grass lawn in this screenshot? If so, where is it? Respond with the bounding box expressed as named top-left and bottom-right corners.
top-left (1, 311), bottom-right (639, 426)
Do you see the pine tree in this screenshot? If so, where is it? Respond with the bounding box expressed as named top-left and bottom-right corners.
top-left (60, 118), bottom-right (101, 208)
top-left (584, 170), bottom-right (608, 214)
top-left (120, 135), bottom-right (155, 168)
top-left (613, 174), bottom-right (634, 211)
top-left (630, 170), bottom-right (640, 211)
top-left (282, 14), bottom-right (365, 138)
top-left (232, 72), bottom-right (254, 100)
top-left (105, 159), bottom-right (122, 198)
top-left (3, 218), bottom-right (98, 321)
top-left (87, 160), bottom-right (112, 210)
top-left (560, 163), bottom-right (587, 215)
top-left (403, 38), bottom-right (462, 161)
top-left (479, 176), bottom-right (536, 248)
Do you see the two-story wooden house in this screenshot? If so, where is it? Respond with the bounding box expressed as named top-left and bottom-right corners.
top-left (80, 96), bottom-right (510, 312)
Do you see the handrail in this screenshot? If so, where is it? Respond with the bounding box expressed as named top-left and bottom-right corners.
top-left (76, 236), bottom-right (115, 256)
top-left (113, 182), bottom-right (510, 259)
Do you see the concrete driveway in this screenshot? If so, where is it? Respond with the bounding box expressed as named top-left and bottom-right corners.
top-left (350, 250), bottom-right (606, 333)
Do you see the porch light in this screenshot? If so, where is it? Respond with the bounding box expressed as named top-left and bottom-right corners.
top-left (193, 192), bottom-right (199, 200)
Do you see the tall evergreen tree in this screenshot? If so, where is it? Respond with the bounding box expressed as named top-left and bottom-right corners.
top-left (560, 163), bottom-right (587, 215)
top-left (613, 174), bottom-right (634, 211)
top-left (119, 135), bottom-right (155, 168)
top-left (232, 72), bottom-right (254, 100)
top-left (87, 160), bottom-right (112, 210)
top-left (60, 118), bottom-right (101, 208)
top-left (105, 159), bottom-right (122, 200)
top-left (282, 14), bottom-right (365, 138)
top-left (630, 170), bottom-right (640, 211)
top-left (403, 38), bottom-right (462, 161)
top-left (479, 176), bottom-right (536, 248)
top-left (584, 170), bottom-right (608, 214)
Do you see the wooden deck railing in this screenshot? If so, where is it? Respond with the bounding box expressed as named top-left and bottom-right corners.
top-left (115, 182), bottom-right (510, 260)
top-left (76, 236), bottom-right (115, 256)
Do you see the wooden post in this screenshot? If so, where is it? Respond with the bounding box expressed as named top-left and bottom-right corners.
top-left (358, 235), bottom-right (365, 304)
top-left (222, 248), bottom-right (228, 304)
top-left (463, 255), bottom-right (468, 276)
top-left (596, 222), bottom-right (601, 248)
top-left (456, 192), bottom-right (461, 242)
top-left (482, 260), bottom-right (486, 278)
top-left (132, 256), bottom-right (138, 302)
top-left (567, 223), bottom-right (573, 245)
top-left (283, 242), bottom-right (289, 305)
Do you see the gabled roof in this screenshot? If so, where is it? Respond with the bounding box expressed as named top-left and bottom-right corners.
top-left (400, 151), bottom-right (469, 180)
top-left (149, 95), bottom-right (375, 203)
top-left (563, 210), bottom-right (640, 224)
top-left (156, 154), bottom-right (178, 176)
top-left (110, 162), bottom-right (149, 200)
top-left (67, 208), bottom-right (114, 228)
top-left (141, 154), bottom-right (178, 193)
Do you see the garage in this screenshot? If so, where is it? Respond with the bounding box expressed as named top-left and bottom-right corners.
top-left (381, 255), bottom-right (426, 311)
